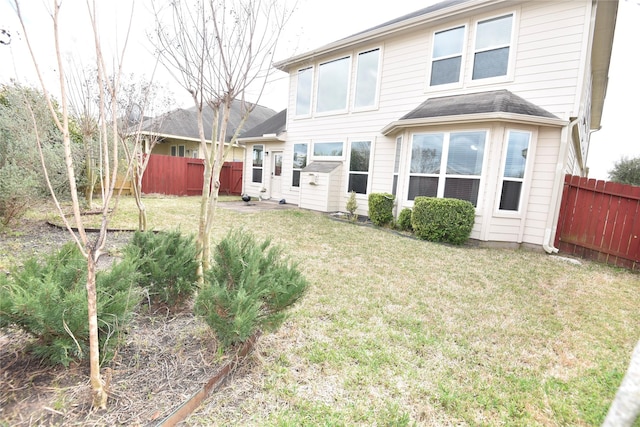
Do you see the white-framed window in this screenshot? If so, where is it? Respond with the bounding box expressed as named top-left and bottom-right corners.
top-left (252, 145), bottom-right (264, 183)
top-left (498, 130), bottom-right (531, 212)
top-left (408, 131), bottom-right (486, 206)
top-left (472, 14), bottom-right (513, 80)
top-left (392, 136), bottom-right (402, 196)
top-left (316, 56), bottom-right (351, 113)
top-left (295, 67), bottom-right (313, 116)
top-left (171, 145), bottom-right (185, 157)
top-left (430, 25), bottom-right (465, 86)
top-left (354, 48), bottom-right (380, 109)
top-left (347, 141), bottom-right (372, 194)
top-left (312, 141), bottom-right (344, 159)
top-left (292, 143), bottom-right (308, 187)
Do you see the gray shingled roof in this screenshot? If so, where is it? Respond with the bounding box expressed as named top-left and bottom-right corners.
top-left (350, 0), bottom-right (469, 38)
top-left (139, 100), bottom-right (276, 142)
top-left (302, 162), bottom-right (342, 173)
top-left (400, 90), bottom-right (559, 120)
top-left (240, 109), bottom-right (287, 138)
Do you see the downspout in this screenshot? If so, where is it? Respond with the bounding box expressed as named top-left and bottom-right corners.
top-left (543, 117), bottom-right (579, 254)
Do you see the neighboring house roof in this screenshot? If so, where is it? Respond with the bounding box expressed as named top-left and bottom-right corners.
top-left (138, 100), bottom-right (276, 143)
top-left (238, 109), bottom-right (287, 142)
top-left (382, 90), bottom-right (566, 135)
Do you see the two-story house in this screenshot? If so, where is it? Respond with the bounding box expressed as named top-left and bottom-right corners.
top-left (239, 0), bottom-right (617, 251)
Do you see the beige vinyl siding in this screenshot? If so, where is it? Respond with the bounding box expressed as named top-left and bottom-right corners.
top-left (512, 1), bottom-right (589, 117)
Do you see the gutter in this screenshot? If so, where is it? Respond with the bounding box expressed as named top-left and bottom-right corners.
top-left (543, 117), bottom-right (579, 254)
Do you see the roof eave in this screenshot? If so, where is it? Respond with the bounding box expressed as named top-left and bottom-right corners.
top-left (590, 0), bottom-right (618, 130)
top-left (274, 0), bottom-right (501, 71)
top-left (381, 113), bottom-right (568, 136)
top-left (236, 135), bottom-right (287, 144)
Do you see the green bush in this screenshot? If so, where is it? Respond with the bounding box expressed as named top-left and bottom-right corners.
top-left (0, 243), bottom-right (141, 366)
top-left (194, 229), bottom-right (308, 347)
top-left (411, 197), bottom-right (475, 245)
top-left (397, 207), bottom-right (413, 232)
top-left (368, 193), bottom-right (394, 226)
top-left (124, 230), bottom-right (199, 308)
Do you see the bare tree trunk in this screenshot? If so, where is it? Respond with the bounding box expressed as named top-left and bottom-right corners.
top-left (86, 252), bottom-right (107, 409)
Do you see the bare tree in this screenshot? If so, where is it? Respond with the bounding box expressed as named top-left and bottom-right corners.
top-left (114, 73), bottom-right (174, 231)
top-left (12, 0), bottom-right (134, 409)
top-left (152, 0), bottom-right (294, 278)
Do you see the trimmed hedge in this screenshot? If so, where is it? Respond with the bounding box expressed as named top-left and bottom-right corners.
top-left (368, 193), bottom-right (394, 226)
top-left (411, 197), bottom-right (475, 245)
top-left (397, 207), bottom-right (413, 232)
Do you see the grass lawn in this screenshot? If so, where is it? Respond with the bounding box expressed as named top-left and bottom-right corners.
top-left (22, 196), bottom-right (640, 425)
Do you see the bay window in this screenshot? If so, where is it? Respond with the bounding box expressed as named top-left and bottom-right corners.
top-left (499, 131), bottom-right (530, 211)
top-left (409, 131), bottom-right (486, 206)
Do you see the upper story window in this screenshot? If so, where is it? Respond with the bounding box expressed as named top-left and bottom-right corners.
top-left (430, 26), bottom-right (465, 86)
top-left (292, 143), bottom-right (308, 187)
top-left (316, 56), bottom-right (350, 113)
top-left (295, 67), bottom-right (313, 116)
top-left (354, 49), bottom-right (380, 109)
top-left (408, 131), bottom-right (486, 206)
top-left (499, 130), bottom-right (530, 211)
top-left (472, 14), bottom-right (513, 80)
top-left (252, 145), bottom-right (263, 183)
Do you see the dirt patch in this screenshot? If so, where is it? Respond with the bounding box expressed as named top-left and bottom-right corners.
top-left (0, 218), bottom-right (234, 426)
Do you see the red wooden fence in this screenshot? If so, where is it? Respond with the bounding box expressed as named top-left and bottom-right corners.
top-left (142, 155), bottom-right (243, 196)
top-left (555, 175), bottom-right (640, 271)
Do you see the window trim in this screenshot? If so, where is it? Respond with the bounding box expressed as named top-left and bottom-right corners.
top-left (294, 66), bottom-right (314, 118)
top-left (291, 143), bottom-right (308, 188)
top-left (251, 144), bottom-right (264, 184)
top-left (427, 24), bottom-right (467, 89)
top-left (495, 129), bottom-right (534, 216)
top-left (171, 145), bottom-right (186, 157)
top-left (468, 11), bottom-right (517, 86)
top-left (346, 140), bottom-right (373, 195)
top-left (392, 136), bottom-right (403, 196)
top-left (314, 55), bottom-right (352, 116)
top-left (407, 129), bottom-right (488, 208)
top-left (352, 47), bottom-right (382, 112)
top-left (311, 140), bottom-right (345, 161)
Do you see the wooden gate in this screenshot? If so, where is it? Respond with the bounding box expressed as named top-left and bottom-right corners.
top-left (555, 175), bottom-right (640, 270)
top-left (142, 155), bottom-right (243, 196)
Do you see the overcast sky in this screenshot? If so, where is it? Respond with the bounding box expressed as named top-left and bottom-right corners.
top-left (1, 0), bottom-right (637, 180)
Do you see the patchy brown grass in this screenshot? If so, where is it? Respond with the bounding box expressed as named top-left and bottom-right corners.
top-left (1, 196), bottom-right (638, 426)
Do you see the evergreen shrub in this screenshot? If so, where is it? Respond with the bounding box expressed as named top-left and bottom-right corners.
top-left (124, 230), bottom-right (199, 308)
top-left (411, 197), bottom-right (475, 245)
top-left (397, 207), bottom-right (413, 232)
top-left (194, 229), bottom-right (308, 347)
top-left (0, 243), bottom-right (141, 366)
top-left (368, 193), bottom-right (394, 226)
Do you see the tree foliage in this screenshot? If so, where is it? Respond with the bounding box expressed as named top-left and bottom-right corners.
top-left (0, 82), bottom-right (83, 225)
top-left (608, 156), bottom-right (640, 186)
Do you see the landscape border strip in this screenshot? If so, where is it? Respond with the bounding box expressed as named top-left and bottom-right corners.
top-left (155, 331), bottom-right (261, 427)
